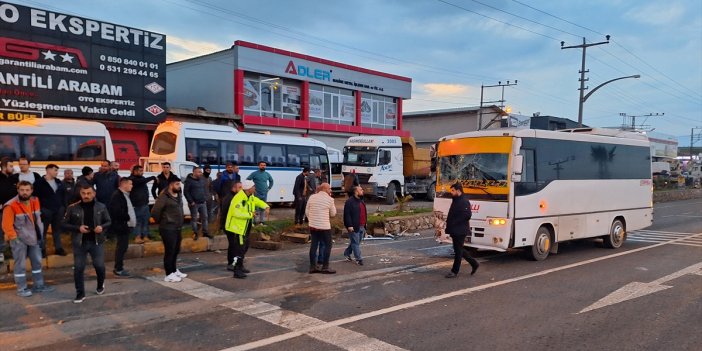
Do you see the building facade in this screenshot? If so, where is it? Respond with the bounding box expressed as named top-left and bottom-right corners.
top-left (167, 41), bottom-right (412, 150)
top-left (402, 106), bottom-right (506, 148)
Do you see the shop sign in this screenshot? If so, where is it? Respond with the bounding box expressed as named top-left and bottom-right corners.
top-left (0, 2), bottom-right (166, 123)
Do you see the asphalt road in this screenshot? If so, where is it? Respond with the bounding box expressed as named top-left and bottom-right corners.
top-left (0, 198), bottom-right (700, 351)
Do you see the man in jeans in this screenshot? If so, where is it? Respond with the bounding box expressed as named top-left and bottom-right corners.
top-left (246, 161), bottom-right (273, 224)
top-left (2, 181), bottom-right (55, 297)
top-left (305, 183), bottom-right (336, 274)
top-left (184, 167), bottom-right (212, 240)
top-left (343, 185), bottom-right (367, 266)
top-left (128, 165), bottom-right (156, 244)
top-left (63, 184), bottom-right (112, 303)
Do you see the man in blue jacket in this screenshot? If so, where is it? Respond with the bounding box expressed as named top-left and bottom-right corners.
top-left (444, 183), bottom-right (479, 278)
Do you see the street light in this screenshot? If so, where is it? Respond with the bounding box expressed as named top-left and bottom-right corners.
top-left (578, 74), bottom-right (641, 127)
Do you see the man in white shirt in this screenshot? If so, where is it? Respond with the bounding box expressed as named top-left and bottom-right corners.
top-left (305, 183), bottom-right (336, 274)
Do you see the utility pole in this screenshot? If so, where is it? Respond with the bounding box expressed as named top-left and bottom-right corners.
top-left (691, 126), bottom-right (702, 159)
top-left (478, 80), bottom-right (518, 130)
top-left (562, 36), bottom-right (610, 127)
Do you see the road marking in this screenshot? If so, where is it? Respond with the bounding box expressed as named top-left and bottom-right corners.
top-left (226, 232), bottom-right (702, 351)
top-left (149, 276), bottom-right (408, 351)
top-left (579, 262), bottom-right (702, 313)
top-left (628, 230), bottom-right (702, 248)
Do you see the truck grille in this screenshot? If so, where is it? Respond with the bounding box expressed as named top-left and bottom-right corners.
top-left (343, 172), bottom-right (371, 184)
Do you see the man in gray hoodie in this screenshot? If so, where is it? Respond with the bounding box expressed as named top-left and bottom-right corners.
top-left (184, 167), bottom-right (211, 240)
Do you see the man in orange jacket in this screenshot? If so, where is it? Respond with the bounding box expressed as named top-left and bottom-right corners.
top-left (2, 181), bottom-right (55, 297)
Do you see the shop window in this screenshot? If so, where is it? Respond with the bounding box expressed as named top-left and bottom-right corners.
top-left (243, 74), bottom-right (300, 120)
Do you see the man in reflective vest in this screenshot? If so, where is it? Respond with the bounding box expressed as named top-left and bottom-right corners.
top-left (224, 180), bottom-right (269, 279)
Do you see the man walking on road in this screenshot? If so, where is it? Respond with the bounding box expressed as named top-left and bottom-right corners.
top-left (128, 165), bottom-right (156, 244)
top-left (35, 164), bottom-right (67, 256)
top-left (246, 161), bottom-right (273, 225)
top-left (224, 180), bottom-right (268, 278)
top-left (108, 178), bottom-right (135, 277)
top-left (0, 157), bottom-right (17, 264)
top-left (62, 184), bottom-right (111, 303)
top-left (344, 185), bottom-right (367, 266)
top-left (184, 167), bottom-right (212, 240)
top-left (305, 183), bottom-right (336, 274)
top-left (151, 178), bottom-right (187, 283)
top-left (443, 183), bottom-right (479, 278)
top-left (2, 181), bottom-right (55, 297)
top-left (293, 167), bottom-right (310, 226)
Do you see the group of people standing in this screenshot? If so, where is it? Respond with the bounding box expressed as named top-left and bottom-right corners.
top-left (2, 154), bottom-right (479, 303)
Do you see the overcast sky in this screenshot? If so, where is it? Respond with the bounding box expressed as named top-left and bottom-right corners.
top-left (15, 0), bottom-right (702, 145)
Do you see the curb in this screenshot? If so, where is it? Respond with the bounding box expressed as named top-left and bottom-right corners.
top-left (4, 235), bottom-right (233, 272)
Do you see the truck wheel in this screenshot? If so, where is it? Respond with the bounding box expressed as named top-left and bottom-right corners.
top-left (527, 226), bottom-right (552, 261)
top-left (603, 219), bottom-right (625, 249)
top-left (385, 183), bottom-right (397, 205)
top-left (426, 182), bottom-right (436, 201)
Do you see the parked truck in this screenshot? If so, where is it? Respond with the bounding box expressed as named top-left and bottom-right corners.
top-left (342, 136), bottom-right (436, 204)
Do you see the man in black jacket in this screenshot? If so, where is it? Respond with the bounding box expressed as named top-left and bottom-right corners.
top-left (62, 169), bottom-right (76, 207)
top-left (444, 183), bottom-right (479, 278)
top-left (108, 178), bottom-right (135, 277)
top-left (35, 164), bottom-right (67, 256)
top-left (293, 167), bottom-right (310, 226)
top-left (0, 157), bottom-right (17, 263)
top-left (71, 167), bottom-right (94, 204)
top-left (151, 162), bottom-right (179, 199)
top-left (128, 165), bottom-right (156, 244)
top-left (151, 178), bottom-right (186, 283)
top-left (62, 184), bottom-right (112, 303)
top-left (343, 185), bottom-right (367, 265)
top-left (94, 160), bottom-right (119, 206)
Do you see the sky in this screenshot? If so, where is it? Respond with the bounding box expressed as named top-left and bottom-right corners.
top-left (13, 0), bottom-right (702, 145)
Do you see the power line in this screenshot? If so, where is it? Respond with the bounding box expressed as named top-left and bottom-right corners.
top-left (468, 0), bottom-right (581, 38)
top-left (436, 0), bottom-right (562, 41)
top-left (509, 0), bottom-right (702, 103)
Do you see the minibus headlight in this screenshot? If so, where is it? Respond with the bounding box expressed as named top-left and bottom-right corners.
top-left (488, 218), bottom-right (507, 225)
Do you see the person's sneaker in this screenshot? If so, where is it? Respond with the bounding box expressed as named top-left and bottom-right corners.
top-left (96, 286), bottom-right (105, 295)
top-left (320, 267), bottom-right (336, 274)
top-left (55, 248), bottom-right (68, 256)
top-left (203, 233), bottom-right (213, 239)
top-left (308, 266), bottom-right (321, 274)
top-left (17, 289), bottom-right (33, 297)
top-left (233, 270), bottom-right (247, 279)
top-left (192, 234), bottom-right (199, 241)
top-left (73, 293), bottom-right (86, 303)
top-left (226, 264), bottom-right (235, 272)
top-left (344, 255), bottom-right (353, 262)
top-left (32, 285), bottom-right (55, 293)
top-left (164, 273), bottom-right (182, 283)
top-left (355, 260), bottom-right (364, 266)
top-left (113, 269), bottom-right (131, 277)
top-left (445, 272), bottom-right (458, 278)
top-left (175, 269), bottom-right (187, 279)
top-left (241, 266), bottom-right (251, 274)
top-left (134, 237), bottom-right (144, 244)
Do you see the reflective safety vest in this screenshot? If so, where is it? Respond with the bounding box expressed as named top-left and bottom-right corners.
top-left (224, 191), bottom-right (269, 244)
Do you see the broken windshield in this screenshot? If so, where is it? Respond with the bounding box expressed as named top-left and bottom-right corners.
top-left (439, 153), bottom-right (509, 189)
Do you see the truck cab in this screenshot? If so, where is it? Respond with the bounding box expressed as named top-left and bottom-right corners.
top-left (342, 136), bottom-right (404, 203)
